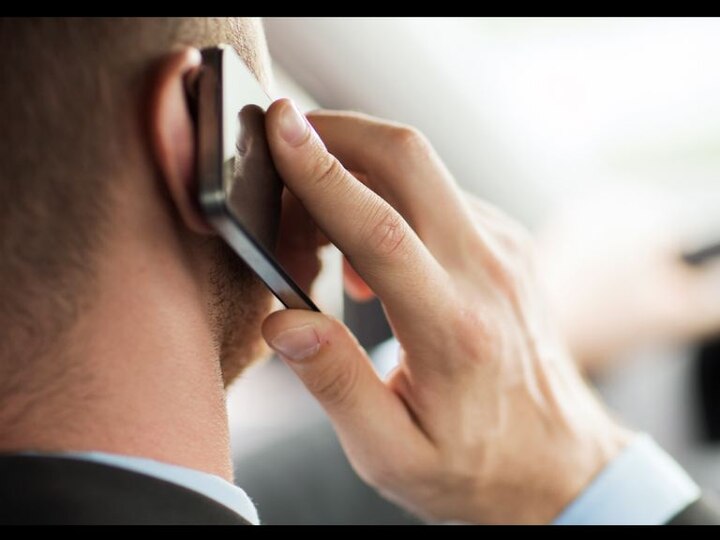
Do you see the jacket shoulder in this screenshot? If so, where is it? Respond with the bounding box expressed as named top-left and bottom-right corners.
top-left (0, 455), bottom-right (250, 525)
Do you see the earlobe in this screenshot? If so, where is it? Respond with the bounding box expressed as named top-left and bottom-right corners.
top-left (149, 47), bottom-right (214, 235)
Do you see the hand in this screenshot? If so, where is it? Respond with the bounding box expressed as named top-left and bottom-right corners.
top-left (260, 99), bottom-right (632, 524)
top-left (537, 185), bottom-right (720, 372)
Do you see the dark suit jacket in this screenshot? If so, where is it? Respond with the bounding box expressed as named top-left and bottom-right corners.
top-left (670, 494), bottom-right (720, 525)
top-left (0, 454), bottom-right (718, 524)
top-left (0, 455), bottom-right (249, 525)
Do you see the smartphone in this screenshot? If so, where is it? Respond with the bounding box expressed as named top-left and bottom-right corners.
top-left (192, 44), bottom-right (319, 311)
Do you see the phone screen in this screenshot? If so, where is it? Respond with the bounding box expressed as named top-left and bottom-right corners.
top-left (228, 104), bottom-right (283, 254)
top-left (196, 45), bottom-right (318, 311)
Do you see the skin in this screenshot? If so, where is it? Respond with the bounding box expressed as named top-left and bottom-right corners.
top-left (0, 45), bottom-right (273, 482)
top-left (260, 101), bottom-right (633, 523)
top-left (3, 24), bottom-right (715, 522)
top-left (5, 30), bottom-right (627, 517)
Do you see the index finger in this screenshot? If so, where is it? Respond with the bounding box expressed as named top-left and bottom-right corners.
top-left (306, 111), bottom-right (473, 248)
top-left (266, 99), bottom-right (449, 328)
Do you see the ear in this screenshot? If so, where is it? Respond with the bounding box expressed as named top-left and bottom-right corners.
top-left (149, 47), bottom-right (213, 234)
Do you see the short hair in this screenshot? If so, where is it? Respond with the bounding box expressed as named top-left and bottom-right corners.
top-left (0, 18), bottom-right (264, 385)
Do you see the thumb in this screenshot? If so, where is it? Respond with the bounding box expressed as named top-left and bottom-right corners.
top-left (261, 310), bottom-right (425, 470)
top-left (262, 310), bottom-right (392, 419)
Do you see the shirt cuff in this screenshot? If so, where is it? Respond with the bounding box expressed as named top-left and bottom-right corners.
top-left (554, 434), bottom-right (700, 525)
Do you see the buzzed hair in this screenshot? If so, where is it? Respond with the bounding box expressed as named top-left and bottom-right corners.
top-left (0, 18), bottom-right (264, 388)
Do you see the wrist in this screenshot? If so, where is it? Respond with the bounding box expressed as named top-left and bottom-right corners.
top-left (548, 423), bottom-right (636, 523)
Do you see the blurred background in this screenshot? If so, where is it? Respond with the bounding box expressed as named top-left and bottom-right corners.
top-left (228, 17), bottom-right (720, 523)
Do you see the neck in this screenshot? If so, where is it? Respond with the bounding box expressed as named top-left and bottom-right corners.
top-left (0, 223), bottom-right (233, 481)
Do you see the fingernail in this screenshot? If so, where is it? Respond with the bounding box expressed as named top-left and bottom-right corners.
top-left (279, 100), bottom-right (308, 146)
top-left (269, 324), bottom-right (320, 361)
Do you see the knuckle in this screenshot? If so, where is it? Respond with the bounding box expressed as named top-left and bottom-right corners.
top-left (455, 307), bottom-right (490, 338)
top-left (363, 205), bottom-right (409, 259)
top-left (387, 125), bottom-right (432, 159)
top-left (487, 213), bottom-right (533, 254)
top-left (452, 307), bottom-right (492, 359)
top-left (485, 253), bottom-right (521, 301)
top-left (308, 153), bottom-right (345, 191)
top-left (305, 353), bottom-right (359, 408)
top-left (494, 230), bottom-right (524, 258)
top-left (492, 224), bottom-right (536, 279)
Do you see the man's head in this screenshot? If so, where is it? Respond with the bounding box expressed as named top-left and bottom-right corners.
top-left (0, 17), bottom-right (274, 395)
